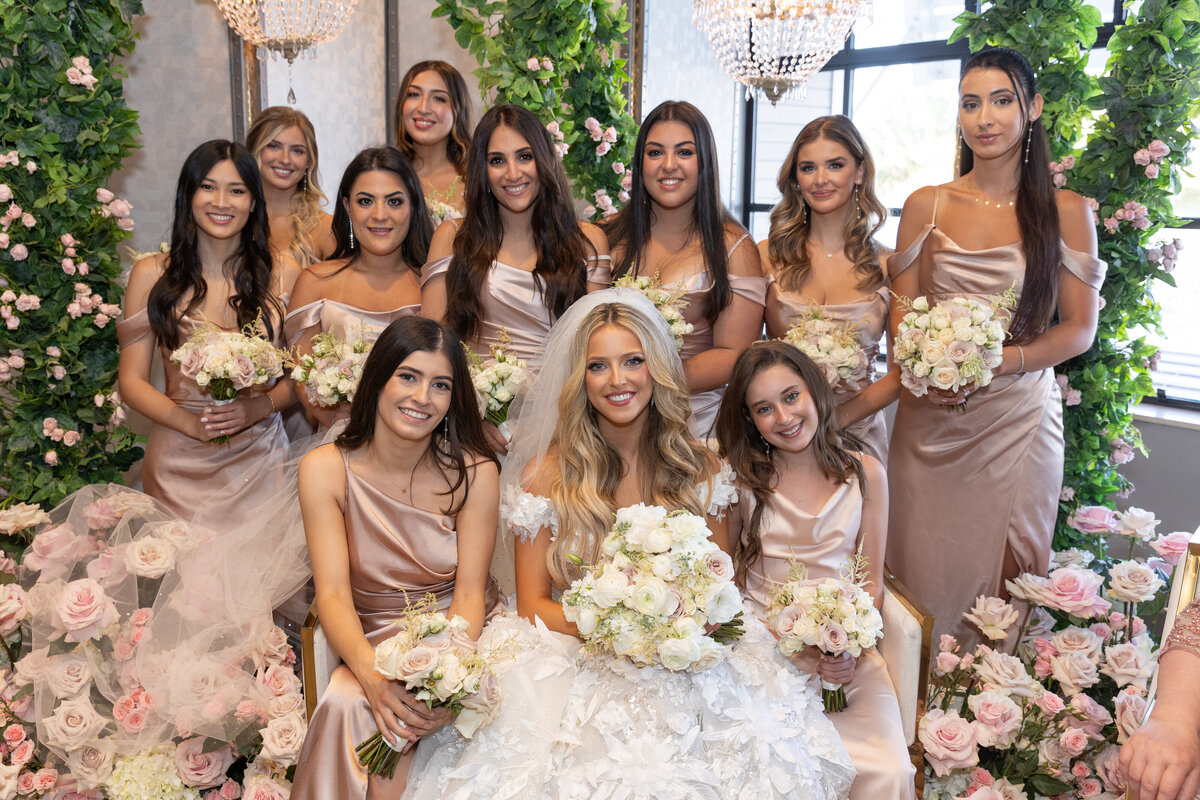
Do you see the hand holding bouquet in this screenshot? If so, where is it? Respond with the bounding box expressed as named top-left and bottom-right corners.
top-left (290, 326), bottom-right (372, 407)
top-left (782, 309), bottom-right (871, 392)
top-left (613, 273), bottom-right (694, 349)
top-left (356, 597), bottom-right (501, 778)
top-left (170, 316), bottom-right (284, 443)
top-left (467, 330), bottom-right (531, 440)
top-left (768, 554), bottom-right (882, 712)
top-left (893, 289), bottom-right (1014, 406)
top-left (561, 504), bottom-right (743, 672)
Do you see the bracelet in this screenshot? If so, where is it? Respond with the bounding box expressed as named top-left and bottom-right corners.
top-left (265, 393), bottom-right (277, 416)
top-left (1016, 344), bottom-right (1025, 374)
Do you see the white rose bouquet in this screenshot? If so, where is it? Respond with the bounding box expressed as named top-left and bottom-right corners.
top-left (356, 596), bottom-right (501, 778)
top-left (612, 273), bottom-right (694, 349)
top-left (782, 310), bottom-right (871, 392)
top-left (560, 504), bottom-right (744, 673)
top-left (893, 289), bottom-right (1014, 405)
top-left (290, 326), bottom-right (372, 408)
top-left (170, 316), bottom-right (284, 443)
top-left (767, 553), bottom-right (883, 712)
top-left (467, 331), bottom-right (531, 440)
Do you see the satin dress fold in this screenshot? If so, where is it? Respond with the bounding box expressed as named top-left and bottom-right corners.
top-left (765, 279), bottom-right (890, 463)
top-left (290, 448), bottom-right (502, 800)
top-left (116, 309), bottom-right (289, 520)
top-left (884, 212), bottom-right (1106, 649)
top-left (741, 479), bottom-right (916, 800)
top-left (422, 255), bottom-right (610, 371)
top-left (283, 298), bottom-right (419, 434)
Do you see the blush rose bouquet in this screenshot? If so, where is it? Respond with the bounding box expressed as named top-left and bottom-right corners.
top-left (356, 596), bottom-right (502, 779)
top-left (766, 551), bottom-right (883, 712)
top-left (611, 273), bottom-right (694, 349)
top-left (560, 504), bottom-right (744, 672)
top-left (781, 309), bottom-right (872, 392)
top-left (466, 331), bottom-right (531, 442)
top-left (290, 324), bottom-right (372, 408)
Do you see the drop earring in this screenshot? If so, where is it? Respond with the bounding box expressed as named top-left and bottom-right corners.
top-left (953, 126), bottom-right (962, 177)
top-left (801, 201), bottom-right (807, 226)
top-left (853, 181), bottom-right (862, 221)
top-left (1023, 120), bottom-right (1034, 164)
top-left (348, 224), bottom-right (356, 250)
top-left (760, 435), bottom-right (771, 458)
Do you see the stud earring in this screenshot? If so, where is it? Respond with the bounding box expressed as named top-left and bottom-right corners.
top-left (348, 225), bottom-right (356, 250)
top-left (1023, 121), bottom-right (1034, 164)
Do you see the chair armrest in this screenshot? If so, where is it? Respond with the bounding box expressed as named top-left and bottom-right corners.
top-left (301, 600), bottom-right (342, 722)
top-left (879, 568), bottom-right (934, 746)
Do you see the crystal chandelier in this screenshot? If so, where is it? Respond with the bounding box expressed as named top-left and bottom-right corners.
top-left (693, 0), bottom-right (872, 105)
top-left (214, 0), bottom-right (360, 102)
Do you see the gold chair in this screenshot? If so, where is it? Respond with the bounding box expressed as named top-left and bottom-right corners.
top-left (879, 568), bottom-right (934, 746)
top-left (301, 601), bottom-right (341, 723)
top-left (1147, 528), bottom-right (1200, 704)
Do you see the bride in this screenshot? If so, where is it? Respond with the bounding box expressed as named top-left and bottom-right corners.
top-left (403, 288), bottom-right (854, 800)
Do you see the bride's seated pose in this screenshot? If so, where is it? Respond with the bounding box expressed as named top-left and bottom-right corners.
top-left (403, 288), bottom-right (855, 800)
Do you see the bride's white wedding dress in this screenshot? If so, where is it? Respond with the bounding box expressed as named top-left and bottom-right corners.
top-left (402, 471), bottom-right (855, 800)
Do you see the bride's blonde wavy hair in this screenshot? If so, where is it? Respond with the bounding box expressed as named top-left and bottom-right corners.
top-left (768, 115), bottom-right (886, 294)
top-left (545, 303), bottom-right (716, 588)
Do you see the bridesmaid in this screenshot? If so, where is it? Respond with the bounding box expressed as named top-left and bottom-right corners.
top-left (290, 316), bottom-right (502, 798)
top-left (886, 47), bottom-right (1104, 647)
top-left (118, 140), bottom-right (299, 519)
top-left (246, 106), bottom-right (336, 268)
top-left (285, 147), bottom-right (433, 432)
top-left (604, 100), bottom-right (765, 439)
top-left (420, 103), bottom-right (610, 372)
top-left (393, 60), bottom-right (473, 221)
top-left (717, 340), bottom-right (916, 800)
top-left (761, 116), bottom-right (895, 463)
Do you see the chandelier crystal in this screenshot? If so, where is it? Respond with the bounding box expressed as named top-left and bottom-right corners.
top-left (213, 0), bottom-right (359, 65)
top-left (693, 0), bottom-right (872, 105)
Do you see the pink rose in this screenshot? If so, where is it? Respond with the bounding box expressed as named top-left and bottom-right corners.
top-left (9, 740), bottom-right (32, 766)
top-left (935, 651), bottom-right (960, 675)
top-left (41, 695), bottom-right (106, 750)
top-left (1078, 777), bottom-right (1102, 798)
top-left (1107, 560), bottom-right (1163, 603)
top-left (968, 689), bottom-right (1022, 747)
top-left (259, 711), bottom-right (306, 766)
top-left (0, 585), bottom-right (26, 636)
top-left (2, 724), bottom-right (24, 747)
top-left (33, 768), bottom-right (57, 793)
top-left (23, 523), bottom-right (80, 574)
top-left (392, 645), bottom-right (440, 682)
top-left (1050, 650), bottom-right (1100, 696)
top-left (16, 771), bottom-right (34, 795)
top-left (1051, 626), bottom-right (1103, 661)
top-left (816, 620), bottom-right (848, 654)
top-left (23, 161), bottom-right (34, 174)
top-left (55, 578), bottom-right (118, 642)
top-left (1041, 567), bottom-right (1111, 618)
top-left (9, 244), bottom-right (26, 261)
top-left (1100, 641), bottom-right (1154, 691)
top-left (1133, 149), bottom-right (1152, 166)
top-left (1113, 686), bottom-right (1147, 742)
top-left (1103, 217), bottom-right (1118, 233)
top-left (1069, 692), bottom-right (1113, 736)
top-left (1066, 505), bottom-right (1117, 535)
top-left (1060, 726), bottom-right (1090, 757)
top-left (44, 651), bottom-right (92, 699)
top-left (242, 775), bottom-right (289, 800)
top-left (174, 736), bottom-right (234, 788)
top-left (1145, 163), bottom-right (1160, 179)
top-left (1150, 531), bottom-right (1191, 566)
top-left (918, 708), bottom-right (979, 776)
top-left (974, 647), bottom-right (1039, 697)
top-left (1062, 156), bottom-right (1076, 169)
top-left (62, 430), bottom-right (80, 447)
top-left (1093, 744), bottom-right (1125, 793)
top-left (1035, 690), bottom-right (1065, 717)
top-left (939, 633), bottom-right (958, 653)
top-left (1147, 139), bottom-right (1170, 160)
top-left (95, 188), bottom-right (114, 204)
top-left (0, 185), bottom-right (8, 203)
top-left (116, 217), bottom-right (134, 231)
top-left (64, 743), bottom-right (113, 790)
top-left (961, 788), bottom-right (1004, 800)
top-left (964, 596), bottom-right (1018, 640)
top-left (612, 162), bottom-right (626, 175)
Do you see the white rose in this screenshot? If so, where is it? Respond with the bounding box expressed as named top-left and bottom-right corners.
top-left (1116, 507), bottom-right (1159, 541)
top-left (44, 651), bottom-right (92, 699)
top-left (649, 554), bottom-right (675, 580)
top-left (628, 576), bottom-right (677, 618)
top-left (657, 636), bottom-right (702, 671)
top-left (0, 502), bottom-right (50, 534)
top-left (259, 711), bottom-right (307, 766)
top-left (691, 635), bottom-right (726, 671)
top-left (573, 606), bottom-right (600, 637)
top-left (590, 569), bottom-right (632, 608)
top-left (1050, 626), bottom-right (1103, 662)
top-left (1107, 560), bottom-right (1163, 603)
top-left (1049, 650), bottom-right (1100, 696)
top-left (703, 581), bottom-right (741, 625)
top-left (640, 524), bottom-right (674, 554)
top-left (1100, 642), bottom-right (1154, 691)
top-left (921, 340), bottom-right (948, 365)
top-left (123, 535), bottom-right (176, 578)
top-left (41, 695), bottom-right (107, 750)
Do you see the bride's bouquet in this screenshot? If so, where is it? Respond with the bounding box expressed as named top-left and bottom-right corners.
top-left (768, 553), bottom-right (883, 712)
top-left (561, 504), bottom-right (744, 672)
top-left (894, 290), bottom-right (1013, 404)
top-left (468, 331), bottom-right (531, 440)
top-left (356, 597), bottom-right (502, 778)
top-left (290, 326), bottom-right (372, 407)
top-left (170, 316), bottom-right (284, 443)
top-left (612, 273), bottom-right (694, 349)
top-left (782, 310), bottom-right (872, 392)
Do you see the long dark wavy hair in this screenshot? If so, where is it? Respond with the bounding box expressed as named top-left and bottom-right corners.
top-left (393, 60), bottom-right (473, 176)
top-left (715, 340), bottom-right (865, 586)
top-left (957, 47), bottom-right (1058, 345)
top-left (148, 139), bottom-right (281, 349)
top-left (604, 100), bottom-right (742, 323)
top-left (769, 115), bottom-right (887, 293)
top-left (446, 104), bottom-right (592, 343)
top-left (336, 316), bottom-right (497, 515)
top-left (329, 147), bottom-right (433, 271)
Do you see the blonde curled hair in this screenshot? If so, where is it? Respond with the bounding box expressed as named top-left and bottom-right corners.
top-left (768, 115), bottom-right (886, 294)
top-left (246, 106), bottom-right (328, 268)
top-left (542, 301), bottom-right (717, 588)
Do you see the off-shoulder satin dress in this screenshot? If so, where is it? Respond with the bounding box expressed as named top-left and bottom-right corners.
top-left (283, 298), bottom-right (419, 433)
top-left (742, 479), bottom-right (916, 800)
top-left (766, 279), bottom-right (890, 463)
top-left (885, 193), bottom-right (1106, 649)
top-left (290, 448), bottom-right (502, 800)
top-left (116, 310), bottom-right (289, 520)
top-left (421, 255), bottom-right (611, 370)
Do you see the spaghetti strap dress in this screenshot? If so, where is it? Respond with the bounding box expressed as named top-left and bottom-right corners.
top-left (884, 189), bottom-right (1105, 649)
top-left (290, 446), bottom-right (502, 800)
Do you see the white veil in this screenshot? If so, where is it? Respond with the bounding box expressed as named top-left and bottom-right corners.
top-left (499, 287), bottom-right (683, 502)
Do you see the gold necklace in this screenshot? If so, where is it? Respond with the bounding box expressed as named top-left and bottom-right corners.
top-left (810, 239), bottom-right (843, 259)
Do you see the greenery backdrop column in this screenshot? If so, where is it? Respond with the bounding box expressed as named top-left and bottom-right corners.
top-left (951, 0), bottom-right (1200, 549)
top-left (0, 0), bottom-right (144, 523)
